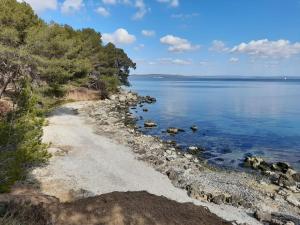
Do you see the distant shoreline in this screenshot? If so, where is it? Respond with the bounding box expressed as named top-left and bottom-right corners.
top-left (130, 74), bottom-right (300, 81)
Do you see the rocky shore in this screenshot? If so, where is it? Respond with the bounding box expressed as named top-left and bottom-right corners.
top-left (84, 90), bottom-right (300, 225)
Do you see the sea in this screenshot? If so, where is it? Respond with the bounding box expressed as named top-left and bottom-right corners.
top-left (127, 75), bottom-right (300, 171)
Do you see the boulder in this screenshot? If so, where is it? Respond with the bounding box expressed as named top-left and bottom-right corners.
top-left (190, 125), bottom-right (198, 132)
top-left (144, 121), bottom-right (157, 128)
top-left (277, 174), bottom-right (296, 188)
top-left (254, 210), bottom-right (272, 222)
top-left (272, 162), bottom-right (292, 173)
top-left (143, 108), bottom-right (149, 112)
top-left (211, 194), bottom-right (226, 205)
top-left (188, 146), bottom-right (203, 155)
top-left (292, 173), bottom-right (300, 182)
top-left (167, 128), bottom-right (179, 134)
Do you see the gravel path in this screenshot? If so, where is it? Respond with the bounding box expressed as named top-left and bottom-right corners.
top-left (30, 101), bottom-right (261, 225)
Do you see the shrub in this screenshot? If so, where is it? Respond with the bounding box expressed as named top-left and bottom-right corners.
top-left (0, 79), bottom-right (49, 193)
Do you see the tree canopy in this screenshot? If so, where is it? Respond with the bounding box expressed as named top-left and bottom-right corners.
top-left (0, 0), bottom-right (136, 99)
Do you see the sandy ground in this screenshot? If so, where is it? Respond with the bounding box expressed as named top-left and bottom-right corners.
top-left (30, 101), bottom-right (261, 225)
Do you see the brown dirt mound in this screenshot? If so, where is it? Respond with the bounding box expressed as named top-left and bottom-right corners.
top-left (1, 190), bottom-right (231, 225)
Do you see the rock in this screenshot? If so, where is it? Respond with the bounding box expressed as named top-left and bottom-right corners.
top-left (144, 121), bottom-right (157, 128)
top-left (244, 156), bottom-right (265, 169)
top-left (187, 146), bottom-right (202, 155)
top-left (143, 108), bottom-right (148, 112)
top-left (167, 128), bottom-right (179, 134)
top-left (286, 195), bottom-right (300, 207)
top-left (141, 96), bottom-right (156, 104)
top-left (190, 125), bottom-right (198, 132)
top-left (272, 162), bottom-right (292, 173)
top-left (184, 154), bottom-right (193, 159)
top-left (166, 169), bottom-right (180, 181)
top-left (277, 174), bottom-right (296, 188)
top-left (211, 194), bottom-right (226, 205)
top-left (285, 222), bottom-right (295, 225)
top-left (277, 189), bottom-right (288, 197)
top-left (254, 210), bottom-right (272, 222)
top-left (292, 173), bottom-right (300, 182)
top-left (193, 158), bottom-right (199, 163)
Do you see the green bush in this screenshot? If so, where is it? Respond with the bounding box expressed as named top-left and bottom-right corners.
top-left (0, 79), bottom-right (49, 193)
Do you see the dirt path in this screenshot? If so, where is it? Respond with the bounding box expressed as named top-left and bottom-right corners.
top-left (29, 101), bottom-right (261, 225)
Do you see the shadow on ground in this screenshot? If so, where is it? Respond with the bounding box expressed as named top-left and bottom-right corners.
top-left (0, 190), bottom-right (231, 225)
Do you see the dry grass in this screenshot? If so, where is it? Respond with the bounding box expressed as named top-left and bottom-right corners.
top-left (66, 87), bottom-right (100, 101)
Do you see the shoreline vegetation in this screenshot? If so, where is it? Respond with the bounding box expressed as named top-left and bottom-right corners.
top-left (0, 0), bottom-right (135, 193)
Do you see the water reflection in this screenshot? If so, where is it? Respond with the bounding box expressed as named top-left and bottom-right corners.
top-left (128, 77), bottom-right (300, 170)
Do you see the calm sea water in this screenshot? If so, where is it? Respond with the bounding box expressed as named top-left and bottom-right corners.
top-left (127, 75), bottom-right (300, 170)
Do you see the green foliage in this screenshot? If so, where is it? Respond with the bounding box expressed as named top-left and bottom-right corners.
top-left (0, 0), bottom-right (136, 192)
top-left (0, 79), bottom-right (49, 193)
top-left (0, 0), bottom-right (40, 45)
top-left (100, 75), bottom-right (121, 93)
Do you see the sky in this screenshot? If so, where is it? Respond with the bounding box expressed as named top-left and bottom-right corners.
top-left (17, 0), bottom-right (300, 76)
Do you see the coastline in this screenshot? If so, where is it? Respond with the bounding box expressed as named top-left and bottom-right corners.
top-left (26, 90), bottom-right (300, 225)
top-left (83, 90), bottom-right (300, 223)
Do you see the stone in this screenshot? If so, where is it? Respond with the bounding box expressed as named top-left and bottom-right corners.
top-left (190, 125), bottom-right (198, 132)
top-left (292, 173), bottom-right (300, 182)
top-left (211, 194), bottom-right (226, 205)
top-left (166, 169), bottom-right (180, 181)
top-left (144, 121), bottom-right (157, 128)
top-left (187, 146), bottom-right (201, 155)
top-left (254, 210), bottom-right (272, 222)
top-left (184, 153), bottom-right (193, 159)
top-left (272, 162), bottom-right (292, 173)
top-left (286, 195), bottom-right (300, 207)
top-left (285, 222), bottom-right (295, 225)
top-left (167, 127), bottom-right (179, 134)
top-left (143, 108), bottom-right (148, 112)
top-left (277, 174), bottom-right (296, 188)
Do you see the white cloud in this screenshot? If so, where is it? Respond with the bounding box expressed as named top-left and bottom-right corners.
top-left (96, 7), bottom-right (110, 16)
top-left (17, 0), bottom-right (57, 12)
top-left (102, 28), bottom-right (136, 45)
top-left (229, 57), bottom-right (239, 63)
top-left (209, 40), bottom-right (229, 52)
top-left (61, 0), bottom-right (84, 13)
top-left (132, 0), bottom-right (148, 20)
top-left (141, 30), bottom-right (156, 37)
top-left (157, 0), bottom-right (179, 7)
top-left (101, 0), bottom-right (148, 20)
top-left (171, 13), bottom-right (199, 19)
top-left (152, 58), bottom-right (192, 65)
top-left (160, 35), bottom-right (200, 52)
top-left (231, 39), bottom-right (300, 58)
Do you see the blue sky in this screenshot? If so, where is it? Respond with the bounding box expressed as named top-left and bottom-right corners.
top-left (18, 0), bottom-right (300, 76)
